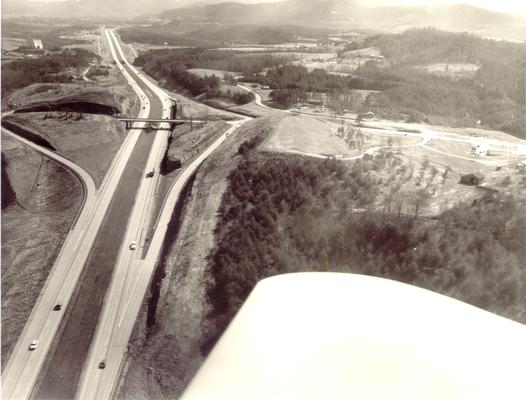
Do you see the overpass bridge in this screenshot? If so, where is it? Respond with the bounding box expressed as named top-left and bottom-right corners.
top-left (118, 117), bottom-right (190, 130)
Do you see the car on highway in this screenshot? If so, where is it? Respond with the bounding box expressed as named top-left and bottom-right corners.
top-left (129, 241), bottom-right (137, 250)
top-left (53, 304), bottom-right (62, 311)
top-left (99, 360), bottom-right (106, 369)
top-left (146, 169), bottom-right (155, 178)
top-left (29, 340), bottom-right (38, 351)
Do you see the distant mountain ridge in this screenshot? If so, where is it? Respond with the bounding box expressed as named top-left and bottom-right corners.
top-left (163, 0), bottom-right (526, 41)
top-left (2, 0), bottom-right (525, 41)
top-left (0, 0), bottom-right (265, 19)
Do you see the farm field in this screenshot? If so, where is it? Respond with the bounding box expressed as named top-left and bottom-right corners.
top-left (188, 68), bottom-right (241, 79)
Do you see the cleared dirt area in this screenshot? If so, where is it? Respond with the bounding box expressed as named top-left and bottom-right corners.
top-left (1, 135), bottom-right (82, 370)
top-left (168, 121), bottom-right (229, 164)
top-left (415, 62), bottom-right (480, 78)
top-left (5, 113), bottom-right (128, 186)
top-left (128, 42), bottom-right (183, 54)
top-left (148, 122), bottom-right (231, 243)
top-left (117, 117), bottom-right (269, 399)
top-left (261, 115), bottom-right (420, 157)
top-left (256, 113), bottom-right (526, 216)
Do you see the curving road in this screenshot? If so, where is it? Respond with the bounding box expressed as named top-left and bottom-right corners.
top-left (0, 127), bottom-right (97, 399)
top-left (237, 84), bottom-right (526, 165)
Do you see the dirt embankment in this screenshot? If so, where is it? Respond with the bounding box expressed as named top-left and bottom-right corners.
top-left (1, 50), bottom-right (140, 368)
top-left (1, 135), bottom-right (82, 370)
top-left (4, 113), bottom-right (128, 186)
top-left (164, 121), bottom-right (229, 171)
top-left (6, 84), bottom-right (121, 115)
top-left (117, 116), bottom-right (275, 399)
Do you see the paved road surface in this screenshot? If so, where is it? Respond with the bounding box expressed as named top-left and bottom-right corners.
top-left (29, 28), bottom-right (167, 400)
top-left (1, 29), bottom-right (154, 397)
top-left (0, 127), bottom-right (97, 399)
top-left (76, 30), bottom-right (251, 400)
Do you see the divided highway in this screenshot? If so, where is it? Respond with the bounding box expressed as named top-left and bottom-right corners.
top-left (0, 59), bottom-right (150, 398)
top-left (77, 31), bottom-right (250, 400)
top-left (1, 28), bottom-right (154, 399)
top-left (30, 29), bottom-right (167, 399)
top-left (3, 27), bottom-right (248, 400)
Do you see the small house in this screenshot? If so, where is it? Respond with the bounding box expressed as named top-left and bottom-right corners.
top-left (460, 172), bottom-right (484, 186)
top-left (32, 39), bottom-right (43, 49)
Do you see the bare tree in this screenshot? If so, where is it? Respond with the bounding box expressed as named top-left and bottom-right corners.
top-left (409, 189), bottom-right (431, 219)
top-left (392, 191), bottom-right (406, 218)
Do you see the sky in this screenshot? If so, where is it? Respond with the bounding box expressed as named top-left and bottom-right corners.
top-left (29, 0), bottom-right (526, 16)
top-left (374, 0), bottom-right (526, 16)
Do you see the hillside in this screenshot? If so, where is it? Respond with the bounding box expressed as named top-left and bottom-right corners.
top-left (353, 29), bottom-right (525, 137)
top-left (1, 135), bottom-right (82, 368)
top-left (163, 0), bottom-right (526, 41)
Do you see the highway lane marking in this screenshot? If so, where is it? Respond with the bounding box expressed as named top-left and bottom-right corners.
top-left (77, 30), bottom-right (252, 400)
top-left (1, 28), bottom-right (156, 400)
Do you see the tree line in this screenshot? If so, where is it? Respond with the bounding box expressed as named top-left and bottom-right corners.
top-left (134, 48), bottom-right (287, 103)
top-left (2, 48), bottom-right (95, 97)
top-left (351, 28), bottom-right (525, 137)
top-left (201, 141), bottom-right (526, 353)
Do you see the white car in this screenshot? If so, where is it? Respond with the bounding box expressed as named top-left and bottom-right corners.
top-left (29, 340), bottom-right (38, 351)
top-left (129, 241), bottom-right (137, 250)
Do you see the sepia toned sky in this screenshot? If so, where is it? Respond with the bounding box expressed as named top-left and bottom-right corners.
top-left (375, 0), bottom-right (526, 15)
top-left (29, 0), bottom-right (526, 15)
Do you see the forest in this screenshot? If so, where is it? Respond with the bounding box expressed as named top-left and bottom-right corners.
top-left (1, 49), bottom-right (94, 96)
top-left (249, 65), bottom-right (392, 108)
top-left (119, 23), bottom-right (329, 47)
top-left (201, 140), bottom-right (526, 352)
top-left (134, 49), bottom-right (287, 102)
top-left (354, 29), bottom-right (525, 137)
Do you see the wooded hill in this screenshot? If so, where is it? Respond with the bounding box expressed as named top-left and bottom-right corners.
top-left (356, 29), bottom-right (525, 137)
top-left (201, 141), bottom-right (526, 352)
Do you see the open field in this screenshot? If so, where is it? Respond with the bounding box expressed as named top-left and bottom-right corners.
top-left (62, 31), bottom-right (101, 55)
top-left (1, 37), bottom-right (27, 51)
top-left (188, 68), bottom-right (241, 79)
top-left (129, 42), bottom-right (185, 55)
top-left (262, 115), bottom-right (421, 157)
top-left (217, 43), bottom-right (320, 52)
top-left (1, 135), bottom-right (82, 369)
top-left (257, 112), bottom-right (526, 215)
top-left (137, 71), bottom-right (240, 121)
top-left (415, 63), bottom-right (480, 78)
top-left (343, 46), bottom-right (382, 57)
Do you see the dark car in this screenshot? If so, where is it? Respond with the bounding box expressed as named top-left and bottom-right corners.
top-left (53, 304), bottom-right (62, 311)
top-left (99, 360), bottom-right (106, 369)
